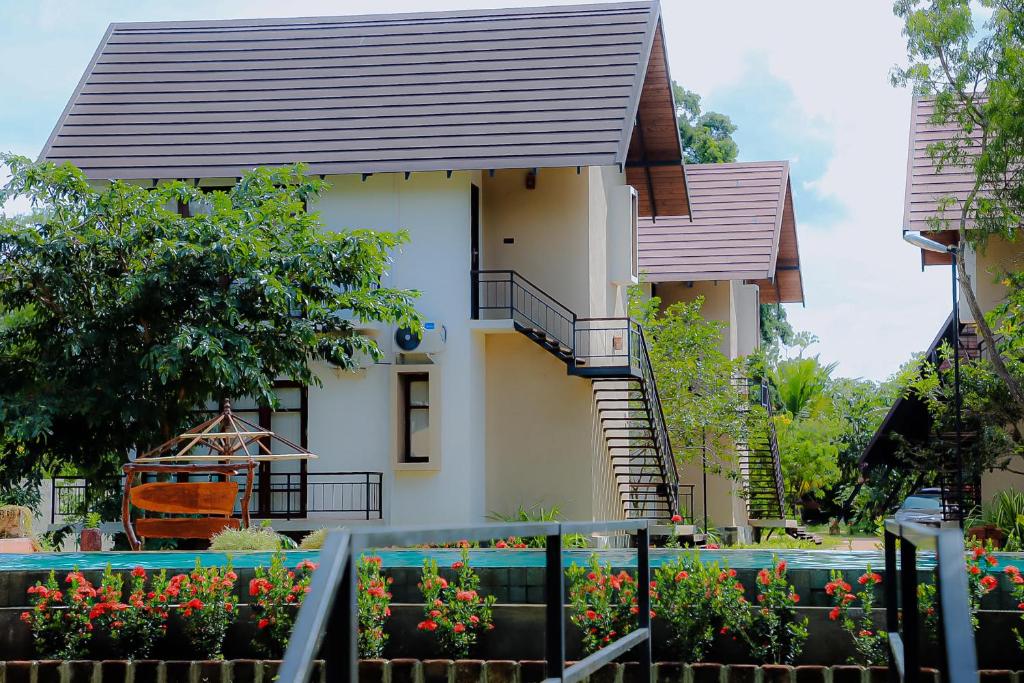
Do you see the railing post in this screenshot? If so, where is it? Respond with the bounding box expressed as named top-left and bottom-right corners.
top-left (323, 540), bottom-right (358, 682)
top-left (471, 270), bottom-right (479, 320)
top-left (545, 528), bottom-right (565, 681)
top-left (884, 527), bottom-right (899, 683)
top-left (365, 474), bottom-right (371, 521)
top-left (637, 524), bottom-right (652, 680)
top-left (900, 537), bottom-right (920, 683)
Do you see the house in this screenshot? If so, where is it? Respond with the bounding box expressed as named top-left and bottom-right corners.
top-left (38, 1), bottom-right (816, 541)
top-left (40, 1), bottom-right (695, 530)
top-left (637, 161), bottom-right (807, 540)
top-left (862, 94), bottom-right (1024, 517)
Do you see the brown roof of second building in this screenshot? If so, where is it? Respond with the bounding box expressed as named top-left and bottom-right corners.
top-left (41, 1), bottom-right (686, 188)
top-left (904, 95), bottom-right (985, 266)
top-left (637, 161), bottom-right (803, 304)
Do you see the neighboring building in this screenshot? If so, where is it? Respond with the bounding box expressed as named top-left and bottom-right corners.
top-left (863, 95), bottom-right (1024, 516)
top-left (637, 161), bottom-right (807, 539)
top-left (40, 1), bottom-right (694, 530)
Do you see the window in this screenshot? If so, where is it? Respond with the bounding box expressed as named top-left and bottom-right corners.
top-left (399, 373), bottom-right (431, 463)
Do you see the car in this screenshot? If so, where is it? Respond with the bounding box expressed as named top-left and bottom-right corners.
top-left (894, 489), bottom-right (944, 526)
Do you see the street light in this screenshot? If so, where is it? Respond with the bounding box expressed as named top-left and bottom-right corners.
top-left (902, 230), bottom-right (965, 526)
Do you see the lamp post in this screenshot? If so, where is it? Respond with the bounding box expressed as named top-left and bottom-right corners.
top-left (902, 231), bottom-right (964, 526)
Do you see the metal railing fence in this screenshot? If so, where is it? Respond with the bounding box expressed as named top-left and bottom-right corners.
top-left (883, 519), bottom-right (977, 683)
top-left (278, 519), bottom-right (652, 683)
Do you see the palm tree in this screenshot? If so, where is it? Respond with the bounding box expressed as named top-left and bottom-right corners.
top-left (770, 357), bottom-right (837, 418)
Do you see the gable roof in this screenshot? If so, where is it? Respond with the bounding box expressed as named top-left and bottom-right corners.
top-left (40, 0), bottom-right (686, 206)
top-left (903, 94), bottom-right (982, 267)
top-left (636, 161), bottom-right (804, 304)
top-left (859, 313), bottom-right (956, 471)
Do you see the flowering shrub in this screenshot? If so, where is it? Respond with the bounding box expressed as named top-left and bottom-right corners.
top-left (357, 555), bottom-right (392, 659)
top-left (918, 540), bottom-right (998, 635)
top-left (1004, 564), bottom-right (1024, 651)
top-left (417, 548), bottom-right (496, 658)
top-left (102, 566), bottom-right (172, 659)
top-left (22, 569), bottom-right (100, 658)
top-left (652, 556), bottom-right (746, 662)
top-left (172, 560), bottom-right (239, 660)
top-left (735, 558), bottom-right (807, 664)
top-left (249, 554), bottom-right (317, 658)
top-left (567, 555), bottom-right (643, 655)
top-left (825, 568), bottom-right (886, 665)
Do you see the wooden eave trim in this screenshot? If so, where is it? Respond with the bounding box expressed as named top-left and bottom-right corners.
top-left (614, 0), bottom-right (661, 166)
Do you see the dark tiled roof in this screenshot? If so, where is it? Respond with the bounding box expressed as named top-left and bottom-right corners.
top-left (637, 161), bottom-right (803, 304)
top-left (42, 1), bottom-right (675, 182)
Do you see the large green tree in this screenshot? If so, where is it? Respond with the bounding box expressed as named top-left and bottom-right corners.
top-left (0, 156), bottom-right (419, 491)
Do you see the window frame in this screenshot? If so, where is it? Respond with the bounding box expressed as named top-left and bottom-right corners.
top-left (399, 372), bottom-right (431, 464)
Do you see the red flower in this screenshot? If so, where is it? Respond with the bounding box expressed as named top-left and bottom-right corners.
top-left (828, 607), bottom-right (841, 621)
top-left (495, 540), bottom-right (508, 548)
top-left (671, 514), bottom-right (682, 523)
top-left (585, 609), bottom-right (598, 620)
top-left (19, 611), bottom-right (30, 623)
top-left (775, 560), bottom-right (787, 576)
top-left (859, 629), bottom-right (873, 637)
top-left (453, 623), bottom-right (466, 633)
top-left (452, 561), bottom-right (464, 570)
top-left (705, 544), bottom-right (720, 549)
top-left (257, 618), bottom-right (270, 629)
top-left (980, 575), bottom-right (998, 591)
top-left (790, 593), bottom-right (800, 603)
top-left (131, 567), bottom-right (146, 579)
top-left (417, 620), bottom-right (438, 631)
top-left (969, 565), bottom-right (982, 575)
top-left (757, 569), bottom-right (772, 586)
top-left (470, 615), bottom-right (480, 624)
top-left (675, 570), bottom-right (689, 582)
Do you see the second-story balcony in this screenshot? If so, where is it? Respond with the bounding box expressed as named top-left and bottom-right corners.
top-left (471, 269), bottom-right (643, 377)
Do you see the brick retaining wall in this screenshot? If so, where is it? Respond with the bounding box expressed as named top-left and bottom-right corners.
top-left (0, 661), bottom-right (1020, 683)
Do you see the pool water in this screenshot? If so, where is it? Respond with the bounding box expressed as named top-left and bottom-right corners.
top-left (0, 548), bottom-right (969, 572)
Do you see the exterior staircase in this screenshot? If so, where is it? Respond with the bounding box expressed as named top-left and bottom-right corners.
top-left (473, 270), bottom-right (681, 521)
top-left (735, 379), bottom-right (821, 544)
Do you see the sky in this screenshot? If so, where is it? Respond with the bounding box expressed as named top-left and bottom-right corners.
top-left (0, 0), bottom-right (953, 381)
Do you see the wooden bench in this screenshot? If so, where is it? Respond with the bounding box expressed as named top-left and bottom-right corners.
top-left (122, 462), bottom-right (254, 551)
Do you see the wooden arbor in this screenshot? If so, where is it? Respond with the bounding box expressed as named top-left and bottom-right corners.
top-left (122, 401), bottom-right (316, 550)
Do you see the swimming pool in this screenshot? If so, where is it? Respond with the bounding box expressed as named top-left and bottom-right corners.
top-left (0, 547), bottom-right (978, 572)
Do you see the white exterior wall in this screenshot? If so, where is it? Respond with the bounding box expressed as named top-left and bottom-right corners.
top-left (298, 166), bottom-right (633, 526)
top-left (307, 171), bottom-right (486, 525)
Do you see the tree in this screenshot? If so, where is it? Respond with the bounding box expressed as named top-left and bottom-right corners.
top-left (673, 83), bottom-right (740, 164)
top-left (775, 411), bottom-right (844, 507)
top-left (892, 0), bottom-right (1024, 413)
top-left (630, 291), bottom-right (746, 472)
top-left (0, 156), bottom-right (419, 492)
top-left (760, 304), bottom-right (796, 350)
top-left (771, 356), bottom-right (837, 418)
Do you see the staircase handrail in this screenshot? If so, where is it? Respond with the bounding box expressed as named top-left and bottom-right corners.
top-left (760, 380), bottom-right (788, 519)
top-left (472, 268), bottom-right (681, 520)
top-left (636, 324), bottom-right (680, 513)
